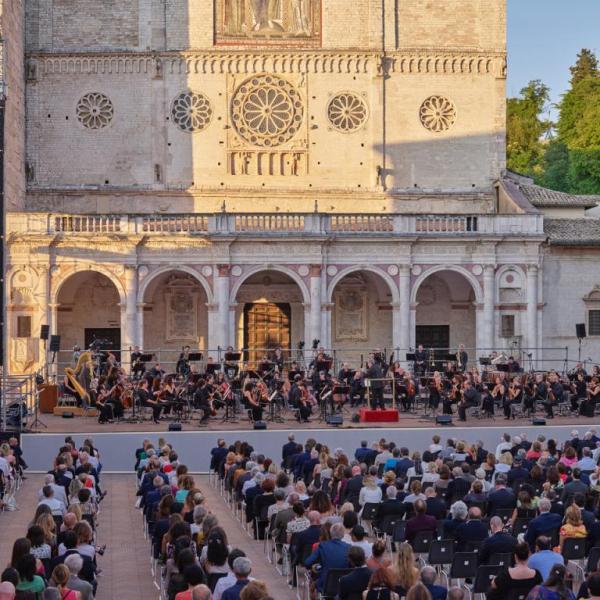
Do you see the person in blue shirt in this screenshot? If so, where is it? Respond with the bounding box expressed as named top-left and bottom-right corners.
top-left (421, 565), bottom-right (447, 600)
top-left (304, 522), bottom-right (350, 592)
top-left (527, 536), bottom-right (564, 583)
top-left (222, 556), bottom-right (253, 600)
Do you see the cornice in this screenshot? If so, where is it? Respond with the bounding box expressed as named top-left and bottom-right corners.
top-left (27, 49), bottom-right (505, 77)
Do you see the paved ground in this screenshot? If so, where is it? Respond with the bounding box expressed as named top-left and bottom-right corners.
top-left (0, 473), bottom-right (295, 600)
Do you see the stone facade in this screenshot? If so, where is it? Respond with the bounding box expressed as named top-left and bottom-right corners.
top-left (4, 0), bottom-right (600, 374)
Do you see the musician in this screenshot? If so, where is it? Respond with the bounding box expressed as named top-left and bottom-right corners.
top-left (534, 374), bottom-right (553, 418)
top-left (571, 372), bottom-right (588, 413)
top-left (366, 359), bottom-right (385, 409)
top-left (72, 345), bottom-right (81, 364)
top-left (446, 375), bottom-right (462, 415)
top-left (244, 381), bottom-right (264, 422)
top-left (503, 379), bottom-right (522, 419)
top-left (348, 369), bottom-right (365, 407)
top-left (544, 372), bottom-right (564, 419)
top-left (414, 344), bottom-right (427, 376)
top-left (458, 380), bottom-right (480, 422)
top-left (457, 344), bottom-right (468, 372)
top-left (401, 373), bottom-right (417, 412)
top-left (296, 383), bottom-right (312, 423)
top-left (338, 363), bottom-right (353, 385)
top-left (582, 377), bottom-right (600, 417)
top-left (149, 362), bottom-right (165, 380)
top-left (313, 370), bottom-right (331, 398)
top-left (507, 356), bottom-right (521, 373)
top-left (137, 379), bottom-right (161, 424)
top-left (481, 385), bottom-right (495, 418)
top-left (194, 378), bottom-right (215, 423)
top-left (176, 346), bottom-right (191, 378)
top-left (130, 346), bottom-right (146, 379)
top-left (428, 371), bottom-right (443, 415)
top-left (490, 377), bottom-right (506, 418)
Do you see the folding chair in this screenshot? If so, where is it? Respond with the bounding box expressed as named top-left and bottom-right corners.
top-left (360, 502), bottom-right (381, 535)
top-left (443, 551), bottom-right (478, 591)
top-left (411, 530), bottom-right (435, 565)
top-left (428, 539), bottom-right (455, 585)
top-left (586, 546), bottom-right (600, 574)
top-left (470, 564), bottom-right (501, 599)
top-left (488, 552), bottom-right (512, 568)
top-left (562, 537), bottom-right (586, 582)
top-left (318, 568), bottom-right (353, 600)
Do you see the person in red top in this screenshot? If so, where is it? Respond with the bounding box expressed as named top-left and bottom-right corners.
top-left (405, 499), bottom-right (437, 543)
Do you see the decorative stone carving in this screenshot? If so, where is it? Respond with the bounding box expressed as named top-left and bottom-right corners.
top-left (327, 266), bottom-right (338, 277)
top-left (165, 275), bottom-right (199, 342)
top-left (138, 265), bottom-right (149, 278)
top-left (387, 265), bottom-right (399, 276)
top-left (229, 150), bottom-right (307, 175)
top-left (298, 265), bottom-right (309, 277)
top-left (171, 91), bottom-right (213, 133)
top-left (202, 266), bottom-right (213, 277)
top-left (327, 92), bottom-right (368, 132)
top-left (76, 93), bottom-right (114, 130)
top-left (419, 95), bottom-right (457, 133)
top-left (334, 288), bottom-right (368, 342)
top-left (231, 266), bottom-right (243, 277)
top-left (411, 266), bottom-right (422, 276)
top-left (231, 75), bottom-right (304, 147)
top-left (471, 265), bottom-right (483, 276)
top-left (216, 0), bottom-right (322, 46)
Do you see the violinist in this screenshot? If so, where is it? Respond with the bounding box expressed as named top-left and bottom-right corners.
top-left (581, 376), bottom-right (600, 417)
top-left (349, 369), bottom-right (366, 407)
top-left (296, 383), bottom-right (312, 423)
top-left (96, 377), bottom-right (114, 424)
top-left (428, 371), bottom-right (443, 415)
top-left (403, 374), bottom-right (417, 412)
top-left (446, 374), bottom-right (461, 415)
top-left (313, 370), bottom-right (331, 399)
top-left (137, 378), bottom-right (161, 424)
top-left (194, 377), bottom-right (216, 423)
top-left (504, 378), bottom-right (522, 419)
top-left (338, 363), bottom-right (353, 385)
top-left (481, 384), bottom-right (495, 418)
top-left (244, 380), bottom-right (265, 422)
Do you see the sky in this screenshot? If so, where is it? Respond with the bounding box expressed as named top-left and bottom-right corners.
top-left (507, 0), bottom-right (600, 118)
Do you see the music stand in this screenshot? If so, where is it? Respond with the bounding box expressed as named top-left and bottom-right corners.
top-left (479, 357), bottom-right (492, 366)
top-left (188, 352), bottom-right (203, 362)
top-left (316, 359), bottom-right (333, 373)
top-left (497, 364), bottom-right (509, 372)
top-left (140, 353), bottom-right (154, 363)
top-left (224, 352), bottom-right (242, 362)
top-left (288, 370), bottom-right (305, 381)
top-left (406, 353), bottom-right (416, 362)
top-left (205, 364), bottom-right (221, 375)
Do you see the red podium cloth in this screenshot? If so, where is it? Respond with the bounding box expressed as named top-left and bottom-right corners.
top-left (359, 408), bottom-right (399, 423)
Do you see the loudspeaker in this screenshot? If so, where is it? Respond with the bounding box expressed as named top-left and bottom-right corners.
top-left (435, 415), bottom-right (453, 426)
top-left (326, 414), bottom-right (343, 426)
top-left (61, 412), bottom-right (74, 419)
top-left (576, 323), bottom-right (586, 339)
top-left (532, 417), bottom-right (547, 426)
top-left (49, 335), bottom-right (61, 353)
top-left (40, 325), bottom-right (50, 341)
top-left (253, 420), bottom-right (267, 430)
top-left (168, 423), bottom-right (182, 432)
top-left (351, 413), bottom-right (360, 423)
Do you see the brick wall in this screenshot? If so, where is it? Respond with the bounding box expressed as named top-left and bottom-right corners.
top-left (1, 0), bottom-right (26, 211)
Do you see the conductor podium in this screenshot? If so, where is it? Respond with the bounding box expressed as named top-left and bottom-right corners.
top-left (359, 408), bottom-right (399, 423)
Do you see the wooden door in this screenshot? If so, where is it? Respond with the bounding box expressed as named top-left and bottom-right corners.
top-left (416, 325), bottom-right (450, 368)
top-left (243, 303), bottom-right (291, 366)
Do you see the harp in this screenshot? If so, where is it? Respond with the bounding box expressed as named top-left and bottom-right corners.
top-left (65, 351), bottom-right (94, 405)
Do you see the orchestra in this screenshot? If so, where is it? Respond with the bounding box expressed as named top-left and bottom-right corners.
top-left (53, 340), bottom-right (600, 428)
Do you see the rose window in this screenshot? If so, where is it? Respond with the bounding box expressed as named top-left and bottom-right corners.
top-left (327, 92), bottom-right (368, 132)
top-left (76, 93), bottom-right (114, 129)
top-left (419, 95), bottom-right (457, 132)
top-left (171, 91), bottom-right (213, 133)
top-left (231, 75), bottom-right (304, 147)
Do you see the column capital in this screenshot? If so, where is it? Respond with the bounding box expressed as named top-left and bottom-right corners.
top-left (206, 302), bottom-right (219, 312)
top-left (527, 264), bottom-right (539, 274)
top-left (309, 264), bottom-right (322, 277)
top-left (399, 264), bottom-right (411, 276)
top-left (216, 264), bottom-right (230, 277)
top-left (483, 264), bottom-right (496, 275)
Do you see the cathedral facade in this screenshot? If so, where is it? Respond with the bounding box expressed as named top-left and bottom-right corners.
top-left (2, 0), bottom-right (599, 374)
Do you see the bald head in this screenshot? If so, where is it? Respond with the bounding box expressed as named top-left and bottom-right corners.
top-left (489, 516), bottom-right (503, 533)
top-left (63, 513), bottom-right (77, 529)
top-left (191, 585), bottom-right (211, 600)
top-left (308, 511), bottom-right (321, 526)
top-left (468, 507), bottom-right (481, 520)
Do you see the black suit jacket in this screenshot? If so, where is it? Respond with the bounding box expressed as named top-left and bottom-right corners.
top-left (455, 520), bottom-right (489, 551)
top-left (52, 550), bottom-right (95, 584)
top-left (343, 475), bottom-right (364, 510)
top-left (478, 532), bottom-right (517, 565)
top-left (487, 488), bottom-right (516, 513)
top-left (426, 497), bottom-right (447, 520)
top-left (338, 566), bottom-right (373, 600)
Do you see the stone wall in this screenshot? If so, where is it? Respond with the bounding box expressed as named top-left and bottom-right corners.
top-left (1, 0), bottom-right (26, 210)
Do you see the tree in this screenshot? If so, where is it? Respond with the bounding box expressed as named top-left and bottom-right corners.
top-left (506, 80), bottom-right (552, 177)
top-left (569, 48), bottom-right (599, 86)
top-left (538, 140), bottom-right (570, 192)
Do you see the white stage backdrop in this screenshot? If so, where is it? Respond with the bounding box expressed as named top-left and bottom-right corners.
top-left (21, 423), bottom-right (591, 473)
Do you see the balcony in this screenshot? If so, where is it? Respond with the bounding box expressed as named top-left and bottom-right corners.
top-left (8, 212), bottom-right (545, 238)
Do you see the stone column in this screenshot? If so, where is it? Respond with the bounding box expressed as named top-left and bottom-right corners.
top-left (321, 303), bottom-right (333, 350)
top-left (309, 265), bottom-right (322, 345)
top-left (122, 266), bottom-right (138, 356)
top-left (136, 303), bottom-right (145, 350)
top-left (207, 303), bottom-right (219, 357)
top-left (527, 265), bottom-right (538, 360)
top-left (399, 265), bottom-right (411, 354)
top-left (215, 265), bottom-right (231, 351)
top-left (483, 265), bottom-right (496, 354)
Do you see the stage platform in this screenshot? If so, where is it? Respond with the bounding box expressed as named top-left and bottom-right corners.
top-left (19, 411), bottom-right (599, 473)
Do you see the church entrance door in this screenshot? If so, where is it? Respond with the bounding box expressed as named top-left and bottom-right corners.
top-left (243, 302), bottom-right (291, 366)
top-left (416, 325), bottom-right (449, 367)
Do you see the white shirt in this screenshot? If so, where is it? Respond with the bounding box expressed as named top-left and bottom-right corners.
top-left (495, 442), bottom-right (512, 460)
top-left (0, 456), bottom-right (10, 478)
top-left (38, 484), bottom-right (68, 508)
top-left (213, 573), bottom-right (255, 600)
top-left (577, 457), bottom-right (597, 471)
top-left (351, 539), bottom-right (373, 559)
top-left (38, 497), bottom-right (65, 516)
top-left (359, 486), bottom-right (382, 506)
top-left (429, 443), bottom-right (443, 455)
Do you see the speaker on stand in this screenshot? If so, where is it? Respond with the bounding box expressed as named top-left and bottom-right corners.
top-left (40, 325), bottom-right (50, 382)
top-left (576, 323), bottom-right (586, 363)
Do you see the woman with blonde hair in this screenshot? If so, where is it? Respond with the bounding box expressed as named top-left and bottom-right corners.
top-left (559, 505), bottom-right (587, 551)
top-left (36, 512), bottom-right (57, 548)
top-left (421, 462), bottom-right (439, 484)
top-left (404, 480), bottom-right (425, 505)
top-left (359, 475), bottom-right (382, 507)
top-left (50, 564), bottom-right (80, 600)
top-left (393, 543), bottom-right (419, 596)
top-left (405, 583), bottom-right (432, 600)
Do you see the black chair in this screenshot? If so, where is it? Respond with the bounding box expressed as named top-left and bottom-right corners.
top-left (428, 539), bottom-right (455, 577)
top-left (391, 521), bottom-right (407, 543)
top-left (512, 517), bottom-right (531, 536)
top-left (376, 515), bottom-right (403, 538)
top-left (361, 502), bottom-right (381, 522)
top-left (206, 572), bottom-right (227, 593)
top-left (491, 508), bottom-right (513, 524)
top-left (411, 530), bottom-right (435, 555)
top-left (587, 546), bottom-right (600, 574)
top-left (562, 537), bottom-right (586, 580)
top-left (445, 551), bottom-right (478, 587)
top-left (471, 564), bottom-right (501, 598)
top-left (319, 568), bottom-right (353, 600)
top-left (489, 552), bottom-right (512, 568)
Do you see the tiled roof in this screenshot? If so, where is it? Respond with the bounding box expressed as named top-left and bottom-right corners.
top-left (519, 183), bottom-right (599, 208)
top-left (545, 218), bottom-right (600, 245)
